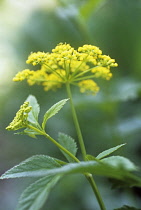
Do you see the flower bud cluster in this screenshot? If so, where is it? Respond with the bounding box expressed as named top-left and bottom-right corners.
top-left (6, 102), bottom-right (32, 131)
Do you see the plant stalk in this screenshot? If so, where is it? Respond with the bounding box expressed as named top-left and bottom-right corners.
top-left (65, 82), bottom-right (106, 210)
top-left (86, 174), bottom-right (106, 210)
top-left (66, 82), bottom-right (87, 160)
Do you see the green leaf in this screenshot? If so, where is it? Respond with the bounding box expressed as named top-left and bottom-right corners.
top-left (109, 178), bottom-right (140, 189)
top-left (25, 95), bottom-right (40, 126)
top-left (58, 132), bottom-right (77, 162)
top-left (114, 205), bottom-right (141, 210)
top-left (96, 144), bottom-right (126, 160)
top-left (85, 154), bottom-right (97, 161)
top-left (101, 156), bottom-right (138, 171)
top-left (0, 155), bottom-right (61, 179)
top-left (16, 175), bottom-right (61, 210)
top-left (53, 158), bottom-right (67, 166)
top-left (1, 156), bottom-right (141, 188)
top-left (42, 99), bottom-right (69, 130)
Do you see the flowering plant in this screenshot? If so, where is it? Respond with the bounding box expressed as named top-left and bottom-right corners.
top-left (1, 43), bottom-right (141, 210)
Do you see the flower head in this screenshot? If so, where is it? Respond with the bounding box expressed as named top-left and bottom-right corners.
top-left (6, 102), bottom-right (32, 131)
top-left (13, 43), bottom-right (118, 95)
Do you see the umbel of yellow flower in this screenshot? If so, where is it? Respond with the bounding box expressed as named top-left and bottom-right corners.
top-left (6, 102), bottom-right (32, 131)
top-left (13, 43), bottom-right (118, 95)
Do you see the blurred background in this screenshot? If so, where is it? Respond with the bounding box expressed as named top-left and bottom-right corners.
top-left (1, 0), bottom-right (141, 209)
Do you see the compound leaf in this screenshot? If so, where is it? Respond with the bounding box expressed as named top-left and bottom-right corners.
top-left (58, 132), bottom-right (77, 162)
top-left (26, 95), bottom-right (40, 126)
top-left (96, 144), bottom-right (126, 160)
top-left (0, 155), bottom-right (61, 179)
top-left (42, 99), bottom-right (69, 130)
top-left (16, 175), bottom-right (61, 210)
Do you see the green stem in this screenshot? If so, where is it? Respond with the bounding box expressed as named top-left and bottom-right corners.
top-left (86, 174), bottom-right (106, 210)
top-left (27, 124), bottom-right (79, 163)
top-left (45, 133), bottom-right (80, 163)
top-left (65, 83), bottom-right (106, 210)
top-left (66, 82), bottom-right (87, 160)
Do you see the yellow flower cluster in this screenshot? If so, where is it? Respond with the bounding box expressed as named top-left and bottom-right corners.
top-left (26, 52), bottom-right (48, 66)
top-left (6, 102), bottom-right (32, 131)
top-left (13, 43), bottom-right (118, 95)
top-left (13, 69), bottom-right (34, 82)
top-left (78, 80), bottom-right (99, 95)
top-left (92, 67), bottom-right (112, 80)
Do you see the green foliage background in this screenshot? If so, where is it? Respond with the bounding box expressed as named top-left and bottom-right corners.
top-left (1, 0), bottom-right (141, 209)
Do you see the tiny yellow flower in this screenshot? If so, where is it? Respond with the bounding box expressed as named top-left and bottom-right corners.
top-left (26, 52), bottom-right (48, 66)
top-left (13, 43), bottom-right (118, 95)
top-left (13, 69), bottom-right (34, 82)
top-left (6, 102), bottom-right (32, 131)
top-left (78, 80), bottom-right (99, 95)
top-left (92, 67), bottom-right (112, 80)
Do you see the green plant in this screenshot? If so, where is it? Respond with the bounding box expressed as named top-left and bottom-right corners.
top-left (1, 43), bottom-right (141, 210)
